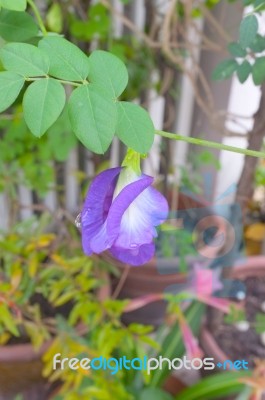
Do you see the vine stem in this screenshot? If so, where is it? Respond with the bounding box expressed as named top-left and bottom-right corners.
top-left (27, 0), bottom-right (47, 36)
top-left (156, 130), bottom-right (265, 159)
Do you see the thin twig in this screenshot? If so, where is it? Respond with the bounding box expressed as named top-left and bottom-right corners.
top-left (112, 264), bottom-right (130, 299)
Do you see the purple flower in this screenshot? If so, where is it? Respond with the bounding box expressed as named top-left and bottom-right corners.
top-left (81, 167), bottom-right (168, 266)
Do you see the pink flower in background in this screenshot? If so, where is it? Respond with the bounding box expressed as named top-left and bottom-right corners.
top-left (178, 311), bottom-right (204, 359)
top-left (191, 263), bottom-right (223, 297)
top-left (188, 263), bottom-right (235, 314)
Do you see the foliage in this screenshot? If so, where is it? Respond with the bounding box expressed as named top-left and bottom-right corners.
top-left (0, 216), bottom-right (158, 399)
top-left (255, 158), bottom-right (265, 186)
top-left (0, 23), bottom-right (154, 154)
top-left (174, 371), bottom-right (251, 400)
top-left (0, 108), bottom-right (77, 197)
top-left (156, 225), bottom-right (197, 273)
top-left (213, 4), bottom-right (265, 85)
top-left (0, 214), bottom-right (209, 399)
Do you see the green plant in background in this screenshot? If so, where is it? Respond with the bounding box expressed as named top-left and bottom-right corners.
top-left (175, 371), bottom-right (251, 400)
top-left (0, 216), bottom-right (153, 399)
top-left (224, 303), bottom-right (265, 337)
top-left (157, 226), bottom-right (196, 267)
top-left (254, 144), bottom-right (265, 188)
top-left (180, 150), bottom-right (221, 194)
top-left (0, 0), bottom-right (264, 159)
top-left (213, 0), bottom-right (265, 84)
top-left (0, 108), bottom-right (77, 197)
top-left (0, 214), bottom-right (207, 399)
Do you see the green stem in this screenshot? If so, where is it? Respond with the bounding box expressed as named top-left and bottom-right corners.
top-left (156, 130), bottom-right (265, 159)
top-left (27, 0), bottom-right (47, 36)
top-left (25, 77), bottom-right (82, 87)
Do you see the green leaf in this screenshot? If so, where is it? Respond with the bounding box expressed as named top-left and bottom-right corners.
top-left (254, 0), bottom-right (265, 12)
top-left (0, 71), bottom-right (24, 112)
top-left (239, 15), bottom-right (258, 49)
top-left (252, 56), bottom-right (265, 85)
top-left (47, 3), bottom-right (63, 33)
top-left (88, 50), bottom-right (128, 97)
top-left (68, 84), bottom-right (117, 153)
top-left (237, 60), bottom-right (252, 83)
top-left (139, 388), bottom-right (173, 400)
top-left (0, 304), bottom-right (19, 336)
top-left (47, 109), bottom-right (77, 162)
top-left (224, 305), bottom-right (246, 324)
top-left (38, 36), bottom-right (89, 81)
top-left (0, 43), bottom-right (49, 77)
top-left (116, 102), bottom-right (154, 153)
top-left (249, 33), bottom-right (265, 52)
top-left (70, 4), bottom-right (110, 41)
top-left (0, 10), bottom-right (38, 42)
top-left (227, 42), bottom-right (247, 57)
top-left (23, 78), bottom-right (66, 137)
top-left (212, 59), bottom-right (237, 80)
top-left (235, 386), bottom-right (254, 400)
top-left (0, 0), bottom-right (26, 11)
top-left (175, 371), bottom-right (251, 400)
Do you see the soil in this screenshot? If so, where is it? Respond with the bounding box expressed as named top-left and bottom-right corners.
top-left (208, 276), bottom-right (265, 368)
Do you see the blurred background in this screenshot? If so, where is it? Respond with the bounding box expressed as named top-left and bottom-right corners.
top-left (1, 1), bottom-right (265, 399)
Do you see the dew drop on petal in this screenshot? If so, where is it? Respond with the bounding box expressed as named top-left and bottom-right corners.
top-left (75, 213), bottom-right (82, 228)
top-left (130, 243), bottom-right (139, 249)
top-left (129, 243), bottom-right (140, 256)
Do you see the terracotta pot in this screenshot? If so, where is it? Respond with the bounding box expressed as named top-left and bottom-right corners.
top-left (229, 256), bottom-right (265, 280)
top-left (0, 341), bottom-right (52, 400)
top-left (163, 374), bottom-right (187, 396)
top-left (200, 256), bottom-right (265, 363)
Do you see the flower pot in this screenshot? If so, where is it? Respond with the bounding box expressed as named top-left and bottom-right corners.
top-left (0, 341), bottom-right (52, 400)
top-left (200, 256), bottom-right (265, 365)
top-left (163, 374), bottom-right (187, 396)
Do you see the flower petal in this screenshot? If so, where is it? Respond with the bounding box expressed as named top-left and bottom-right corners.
top-left (124, 294), bottom-right (163, 312)
top-left (197, 295), bottom-right (235, 314)
top-left (89, 174), bottom-right (153, 254)
top-left (81, 167), bottom-right (121, 255)
top-left (189, 263), bottom-right (223, 297)
top-left (114, 186), bottom-right (168, 250)
top-left (110, 242), bottom-right (155, 266)
top-left (179, 316), bottom-right (204, 359)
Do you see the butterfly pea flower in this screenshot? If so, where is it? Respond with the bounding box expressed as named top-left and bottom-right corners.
top-left (81, 161), bottom-right (168, 266)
